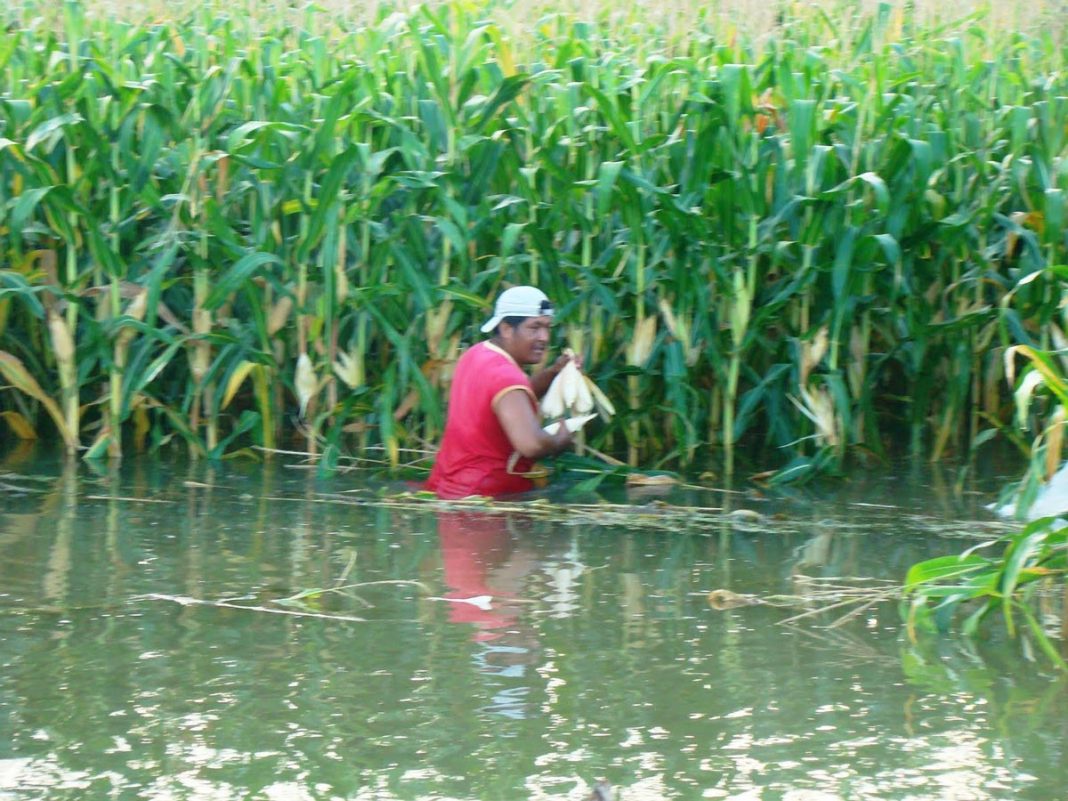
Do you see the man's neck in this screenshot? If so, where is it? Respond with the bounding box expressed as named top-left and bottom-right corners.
top-left (484, 339), bottom-right (520, 367)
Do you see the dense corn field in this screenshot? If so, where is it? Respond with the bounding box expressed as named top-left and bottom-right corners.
top-left (1, 0), bottom-right (1067, 478)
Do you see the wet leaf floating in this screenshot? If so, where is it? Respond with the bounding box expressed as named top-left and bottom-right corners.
top-left (624, 473), bottom-right (679, 487)
top-left (727, 508), bottom-right (764, 522)
top-left (138, 593), bottom-right (366, 623)
top-left (707, 589), bottom-right (762, 610)
top-left (426, 595), bottom-right (495, 610)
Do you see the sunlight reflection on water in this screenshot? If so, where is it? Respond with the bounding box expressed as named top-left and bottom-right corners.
top-left (0, 454), bottom-right (1065, 800)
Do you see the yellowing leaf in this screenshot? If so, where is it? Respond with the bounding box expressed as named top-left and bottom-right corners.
top-left (0, 410), bottom-right (37, 439)
top-left (0, 350), bottom-right (75, 448)
top-left (585, 375), bottom-right (616, 419)
top-left (133, 398), bottom-right (151, 452)
top-left (658, 298), bottom-right (682, 340)
top-left (222, 360), bottom-right (258, 410)
top-left (486, 25), bottom-right (516, 77)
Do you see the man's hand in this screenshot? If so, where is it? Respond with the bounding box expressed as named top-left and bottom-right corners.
top-left (547, 418), bottom-right (574, 450)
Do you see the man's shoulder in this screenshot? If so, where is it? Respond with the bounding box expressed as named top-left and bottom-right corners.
top-left (456, 341), bottom-right (528, 382)
top-left (462, 341), bottom-right (516, 368)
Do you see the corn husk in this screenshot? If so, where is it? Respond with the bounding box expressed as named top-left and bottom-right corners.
top-left (48, 311), bottom-right (74, 365)
top-left (559, 359), bottom-right (580, 408)
top-left (333, 349), bottom-right (363, 389)
top-left (585, 375), bottom-right (615, 419)
top-left (540, 349), bottom-right (606, 419)
top-left (116, 288), bottom-right (148, 357)
top-left (541, 371), bottom-right (566, 418)
top-left (626, 315), bottom-right (657, 367)
top-left (267, 296), bottom-right (294, 337)
top-left (542, 414), bottom-right (597, 435)
top-left (294, 352), bottom-right (317, 418)
top-left (1045, 406), bottom-right (1066, 482)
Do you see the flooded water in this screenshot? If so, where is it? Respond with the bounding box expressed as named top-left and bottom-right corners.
top-left (1, 448), bottom-right (1066, 801)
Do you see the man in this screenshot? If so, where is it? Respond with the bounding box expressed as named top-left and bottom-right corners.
top-left (427, 286), bottom-right (575, 499)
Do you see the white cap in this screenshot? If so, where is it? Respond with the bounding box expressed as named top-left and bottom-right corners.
top-left (480, 286), bottom-right (555, 333)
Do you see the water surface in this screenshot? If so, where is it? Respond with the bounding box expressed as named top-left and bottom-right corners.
top-left (1, 450), bottom-right (1065, 800)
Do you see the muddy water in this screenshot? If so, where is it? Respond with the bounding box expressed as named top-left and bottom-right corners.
top-left (1, 452), bottom-right (1065, 800)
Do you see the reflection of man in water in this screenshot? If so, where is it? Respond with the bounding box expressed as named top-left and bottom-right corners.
top-left (437, 511), bottom-right (541, 719)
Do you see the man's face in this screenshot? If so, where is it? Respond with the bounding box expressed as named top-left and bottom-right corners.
top-left (498, 316), bottom-right (552, 365)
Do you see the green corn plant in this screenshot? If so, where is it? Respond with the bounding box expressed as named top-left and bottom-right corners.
top-left (904, 516), bottom-right (1068, 670)
top-left (1, 0), bottom-right (1066, 477)
top-left (903, 324), bottom-right (1068, 667)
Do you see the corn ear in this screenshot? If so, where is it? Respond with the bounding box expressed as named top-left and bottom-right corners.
top-left (1045, 406), bottom-right (1066, 482)
top-left (333, 349), bottom-right (363, 389)
top-left (267, 296), bottom-right (294, 337)
top-left (425, 301), bottom-right (453, 356)
top-left (115, 288), bottom-right (148, 356)
top-left (793, 384), bottom-right (840, 447)
top-left (627, 315), bottom-right (657, 367)
top-left (540, 370), bottom-right (565, 418)
top-left (729, 270), bottom-right (751, 346)
top-left (1014, 371), bottom-right (1045, 430)
top-left (572, 364), bottom-right (594, 413)
top-left (541, 355), bottom-right (597, 417)
top-left (800, 326), bottom-right (830, 384)
top-left (48, 311), bottom-right (74, 365)
top-left (295, 352), bottom-right (318, 418)
top-left (559, 359), bottom-right (580, 408)
top-left (334, 262), bottom-right (348, 305)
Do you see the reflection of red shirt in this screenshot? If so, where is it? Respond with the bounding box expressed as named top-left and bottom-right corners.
top-left (428, 342), bottom-right (536, 498)
top-left (437, 511), bottom-right (516, 640)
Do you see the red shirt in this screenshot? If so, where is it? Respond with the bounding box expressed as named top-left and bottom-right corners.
top-left (427, 341), bottom-right (537, 498)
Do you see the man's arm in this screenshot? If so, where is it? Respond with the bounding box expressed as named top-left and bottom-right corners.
top-left (495, 389), bottom-right (572, 459)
